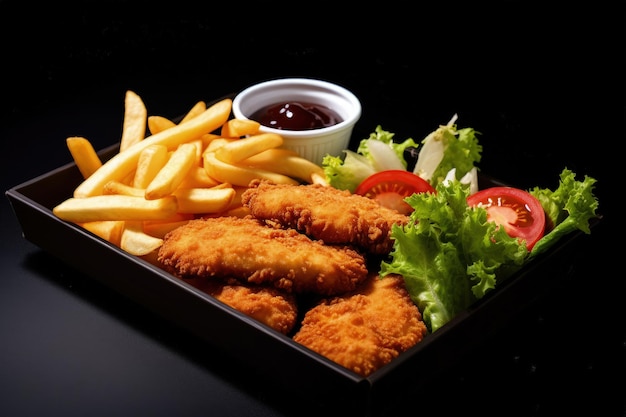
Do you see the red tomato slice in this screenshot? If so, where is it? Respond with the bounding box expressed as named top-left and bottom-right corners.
top-left (467, 186), bottom-right (546, 250)
top-left (355, 170), bottom-right (435, 215)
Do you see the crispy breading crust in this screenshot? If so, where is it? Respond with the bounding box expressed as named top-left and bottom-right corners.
top-left (241, 180), bottom-right (409, 255)
top-left (183, 277), bottom-right (298, 335)
top-left (157, 217), bottom-right (368, 296)
top-left (293, 274), bottom-right (428, 377)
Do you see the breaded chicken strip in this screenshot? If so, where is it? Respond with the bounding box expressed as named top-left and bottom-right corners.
top-left (293, 274), bottom-right (428, 377)
top-left (158, 217), bottom-right (368, 296)
top-left (241, 180), bottom-right (409, 255)
top-left (183, 277), bottom-right (298, 334)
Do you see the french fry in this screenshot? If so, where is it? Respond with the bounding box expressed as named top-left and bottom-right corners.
top-left (210, 182), bottom-right (234, 190)
top-left (132, 144), bottom-right (169, 189)
top-left (144, 143), bottom-right (197, 200)
top-left (242, 148), bottom-right (324, 183)
top-left (241, 147), bottom-right (298, 160)
top-left (172, 187), bottom-right (236, 214)
top-left (188, 138), bottom-right (204, 165)
top-left (149, 101), bottom-right (206, 135)
top-left (148, 115), bottom-right (176, 135)
top-left (120, 221), bottom-right (163, 256)
top-left (204, 151), bottom-right (299, 187)
top-left (180, 101), bottom-right (206, 123)
top-left (53, 195), bottom-right (178, 223)
top-left (214, 133), bottom-right (283, 164)
top-left (143, 219), bottom-right (191, 239)
top-left (200, 133), bottom-right (220, 149)
top-left (225, 185), bottom-right (249, 209)
top-left (121, 170), bottom-right (136, 186)
top-left (204, 137), bottom-right (236, 155)
top-left (311, 171), bottom-right (330, 186)
top-left (73, 98), bottom-right (231, 198)
top-left (177, 166), bottom-right (221, 189)
top-left (143, 213), bottom-right (194, 238)
top-left (79, 220), bottom-right (125, 246)
top-left (220, 118), bottom-right (261, 138)
top-left (103, 180), bottom-right (144, 197)
top-left (66, 136), bottom-right (103, 179)
top-left (222, 205), bottom-right (251, 218)
top-left (120, 90), bottom-right (148, 152)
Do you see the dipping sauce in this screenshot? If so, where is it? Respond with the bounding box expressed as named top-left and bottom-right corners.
top-left (249, 102), bottom-right (342, 131)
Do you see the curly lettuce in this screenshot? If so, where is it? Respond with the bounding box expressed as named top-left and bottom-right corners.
top-left (380, 168), bottom-right (599, 333)
top-left (380, 180), bottom-right (527, 333)
top-left (529, 168), bottom-right (599, 257)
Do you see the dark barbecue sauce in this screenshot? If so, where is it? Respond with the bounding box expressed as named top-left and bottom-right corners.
top-left (250, 102), bottom-right (342, 131)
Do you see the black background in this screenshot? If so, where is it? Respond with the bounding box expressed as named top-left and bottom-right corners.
top-left (1, 1), bottom-right (624, 416)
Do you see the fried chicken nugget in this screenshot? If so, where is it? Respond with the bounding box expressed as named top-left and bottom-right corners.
top-left (183, 277), bottom-right (298, 334)
top-left (241, 180), bottom-right (409, 255)
top-left (158, 217), bottom-right (368, 296)
top-left (293, 274), bottom-right (428, 377)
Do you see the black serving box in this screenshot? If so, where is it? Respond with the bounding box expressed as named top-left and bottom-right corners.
top-left (6, 141), bottom-right (599, 415)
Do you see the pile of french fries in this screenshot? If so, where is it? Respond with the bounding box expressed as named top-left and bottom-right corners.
top-left (53, 90), bottom-right (326, 257)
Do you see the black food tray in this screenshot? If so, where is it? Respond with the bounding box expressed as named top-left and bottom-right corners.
top-left (6, 143), bottom-right (598, 415)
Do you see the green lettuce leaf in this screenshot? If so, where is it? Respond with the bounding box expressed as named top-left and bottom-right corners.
top-left (322, 150), bottom-right (375, 192)
top-left (380, 180), bottom-right (528, 333)
top-left (412, 118), bottom-right (482, 183)
top-left (433, 127), bottom-right (483, 185)
top-left (529, 168), bottom-right (599, 257)
top-left (380, 183), bottom-right (472, 332)
top-left (380, 168), bottom-right (599, 333)
top-left (357, 126), bottom-right (419, 169)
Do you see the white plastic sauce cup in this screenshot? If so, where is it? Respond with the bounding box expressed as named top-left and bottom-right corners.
top-left (232, 78), bottom-right (362, 166)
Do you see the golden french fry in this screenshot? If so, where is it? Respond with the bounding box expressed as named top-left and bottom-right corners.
top-left (311, 171), bottom-right (330, 186)
top-left (189, 138), bottom-right (204, 165)
top-left (204, 137), bottom-right (236, 154)
top-left (103, 180), bottom-right (144, 197)
top-left (222, 205), bottom-right (251, 218)
top-left (242, 148), bottom-right (324, 183)
top-left (210, 182), bottom-right (234, 189)
top-left (120, 90), bottom-right (148, 152)
top-left (152, 100), bottom-right (208, 136)
top-left (132, 144), bottom-right (169, 188)
top-left (177, 166), bottom-right (221, 189)
top-left (79, 220), bottom-right (125, 246)
top-left (120, 221), bottom-right (163, 256)
top-left (204, 152), bottom-right (299, 187)
top-left (148, 115), bottom-right (176, 135)
top-left (66, 136), bottom-right (103, 179)
top-left (201, 133), bottom-right (220, 148)
top-left (74, 98), bottom-right (231, 198)
top-left (144, 143), bottom-right (197, 200)
top-left (220, 118), bottom-right (261, 138)
top-left (172, 187), bottom-right (236, 214)
top-left (180, 101), bottom-right (207, 123)
top-left (121, 170), bottom-right (136, 186)
top-left (143, 219), bottom-right (191, 239)
top-left (143, 213), bottom-right (194, 238)
top-left (226, 185), bottom-right (248, 209)
top-left (53, 195), bottom-right (178, 223)
top-left (214, 133), bottom-right (283, 164)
